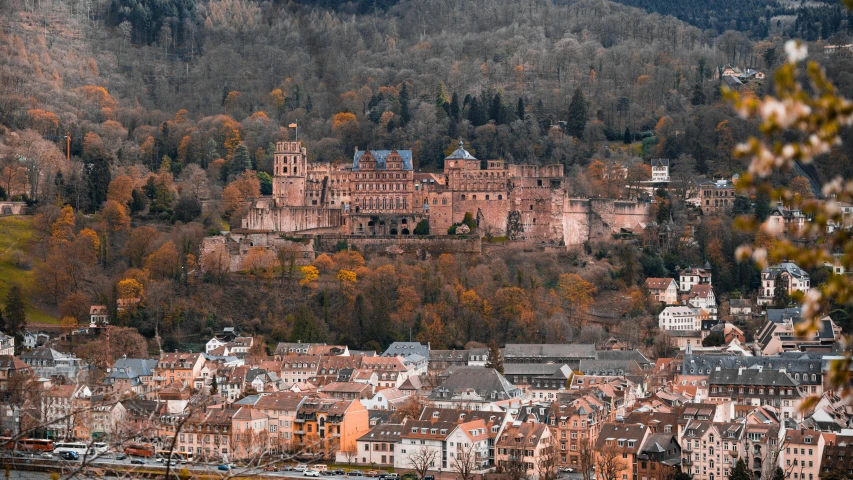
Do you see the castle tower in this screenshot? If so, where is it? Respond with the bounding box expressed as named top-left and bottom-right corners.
top-left (272, 141), bottom-right (308, 207)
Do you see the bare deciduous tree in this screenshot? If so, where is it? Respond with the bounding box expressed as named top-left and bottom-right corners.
top-left (502, 446), bottom-right (528, 480)
top-left (579, 437), bottom-right (595, 480)
top-left (409, 445), bottom-right (439, 480)
top-left (396, 394), bottom-right (428, 420)
top-left (341, 442), bottom-right (358, 465)
top-left (452, 442), bottom-right (479, 480)
top-left (595, 443), bottom-right (627, 480)
top-left (537, 443), bottom-right (559, 480)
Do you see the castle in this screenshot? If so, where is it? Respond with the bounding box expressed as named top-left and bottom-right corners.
top-left (242, 141), bottom-right (649, 246)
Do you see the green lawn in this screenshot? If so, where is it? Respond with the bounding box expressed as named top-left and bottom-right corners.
top-left (0, 216), bottom-right (59, 324)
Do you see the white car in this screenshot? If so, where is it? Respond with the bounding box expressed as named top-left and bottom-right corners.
top-left (304, 470), bottom-right (321, 477)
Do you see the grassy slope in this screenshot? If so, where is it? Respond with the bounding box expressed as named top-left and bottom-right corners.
top-left (0, 216), bottom-right (58, 324)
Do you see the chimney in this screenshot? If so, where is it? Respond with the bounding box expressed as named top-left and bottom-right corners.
top-left (738, 367), bottom-right (744, 375)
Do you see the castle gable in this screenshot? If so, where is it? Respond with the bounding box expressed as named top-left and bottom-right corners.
top-left (353, 150), bottom-right (413, 171)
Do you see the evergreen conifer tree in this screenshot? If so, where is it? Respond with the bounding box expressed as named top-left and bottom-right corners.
top-left (729, 459), bottom-right (750, 480)
top-left (486, 339), bottom-right (504, 374)
top-left (449, 92), bottom-right (460, 121)
top-left (399, 84), bottom-right (411, 127)
top-left (567, 88), bottom-right (588, 138)
top-left (232, 144), bottom-right (252, 175)
top-left (623, 127), bottom-right (632, 144)
top-left (4, 285), bottom-right (27, 351)
top-left (691, 84), bottom-right (707, 105)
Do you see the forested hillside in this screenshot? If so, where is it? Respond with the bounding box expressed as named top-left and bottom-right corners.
top-left (1, 0), bottom-right (853, 359)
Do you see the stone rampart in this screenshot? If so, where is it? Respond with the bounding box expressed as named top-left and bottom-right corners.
top-left (314, 235), bottom-right (481, 256)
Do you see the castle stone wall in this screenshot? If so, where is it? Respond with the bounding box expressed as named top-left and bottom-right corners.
top-left (244, 200), bottom-right (343, 232)
top-left (560, 198), bottom-right (649, 246)
top-left (315, 235), bottom-right (481, 256)
top-left (200, 233), bottom-right (315, 272)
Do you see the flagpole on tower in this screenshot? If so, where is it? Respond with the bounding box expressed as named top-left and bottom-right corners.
top-left (288, 121), bottom-right (298, 142)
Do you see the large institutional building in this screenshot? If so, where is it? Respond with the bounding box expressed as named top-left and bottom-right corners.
top-left (243, 141), bottom-right (648, 245)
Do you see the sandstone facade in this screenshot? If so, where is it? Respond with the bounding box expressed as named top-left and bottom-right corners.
top-left (242, 140), bottom-right (649, 246)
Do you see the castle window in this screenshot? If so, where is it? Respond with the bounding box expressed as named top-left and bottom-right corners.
top-left (442, 198), bottom-right (447, 205)
top-left (530, 205), bottom-right (533, 210)
top-left (498, 195), bottom-right (503, 200)
top-left (283, 167), bottom-right (288, 173)
top-left (473, 195), bottom-right (477, 200)
top-left (294, 167), bottom-right (297, 174)
top-left (538, 180), bottom-right (543, 186)
top-left (461, 195), bottom-right (466, 200)
top-left (486, 195), bottom-right (490, 200)
top-left (433, 198), bottom-right (438, 205)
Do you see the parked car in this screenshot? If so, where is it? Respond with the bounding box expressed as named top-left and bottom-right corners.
top-left (349, 470), bottom-right (363, 476)
top-left (380, 474), bottom-right (399, 480)
top-left (294, 464), bottom-right (309, 472)
top-left (304, 469), bottom-right (321, 477)
top-left (333, 469), bottom-right (346, 475)
top-left (422, 475), bottom-right (435, 480)
top-left (116, 453), bottom-right (128, 460)
top-left (218, 465), bottom-right (231, 471)
top-left (280, 466), bottom-right (295, 471)
top-left (365, 471), bottom-right (382, 478)
top-left (39, 453), bottom-right (53, 459)
top-left (131, 459), bottom-right (146, 465)
top-left (401, 473), bottom-right (418, 480)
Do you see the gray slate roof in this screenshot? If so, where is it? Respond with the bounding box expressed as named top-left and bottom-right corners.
top-left (430, 366), bottom-right (521, 401)
top-left (445, 141), bottom-right (477, 160)
top-left (764, 262), bottom-right (809, 280)
top-left (353, 150), bottom-right (414, 171)
top-left (682, 354), bottom-right (822, 384)
top-left (106, 358), bottom-right (157, 385)
top-left (502, 343), bottom-right (596, 359)
top-left (504, 363), bottom-right (569, 376)
top-left (595, 349), bottom-right (651, 366)
top-left (382, 342), bottom-right (429, 360)
top-left (708, 367), bottom-right (798, 387)
top-left (579, 359), bottom-right (642, 376)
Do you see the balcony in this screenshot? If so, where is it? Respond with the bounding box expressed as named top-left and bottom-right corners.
top-left (682, 458), bottom-right (693, 466)
top-left (682, 445), bottom-right (693, 453)
top-left (294, 418), bottom-right (306, 423)
top-left (294, 430), bottom-right (306, 435)
top-left (153, 376), bottom-right (166, 381)
top-left (727, 450), bottom-right (739, 457)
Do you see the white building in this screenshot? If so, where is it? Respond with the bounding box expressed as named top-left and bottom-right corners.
top-left (206, 337), bottom-right (227, 354)
top-left (758, 262), bottom-right (810, 306)
top-left (685, 284), bottom-right (717, 319)
top-left (651, 158), bottom-right (670, 182)
top-left (659, 306), bottom-right (703, 331)
top-left (0, 333), bottom-right (14, 356)
top-left (680, 265), bottom-right (712, 293)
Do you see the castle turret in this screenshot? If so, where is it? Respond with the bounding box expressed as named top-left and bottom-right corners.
top-left (272, 141), bottom-right (308, 207)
